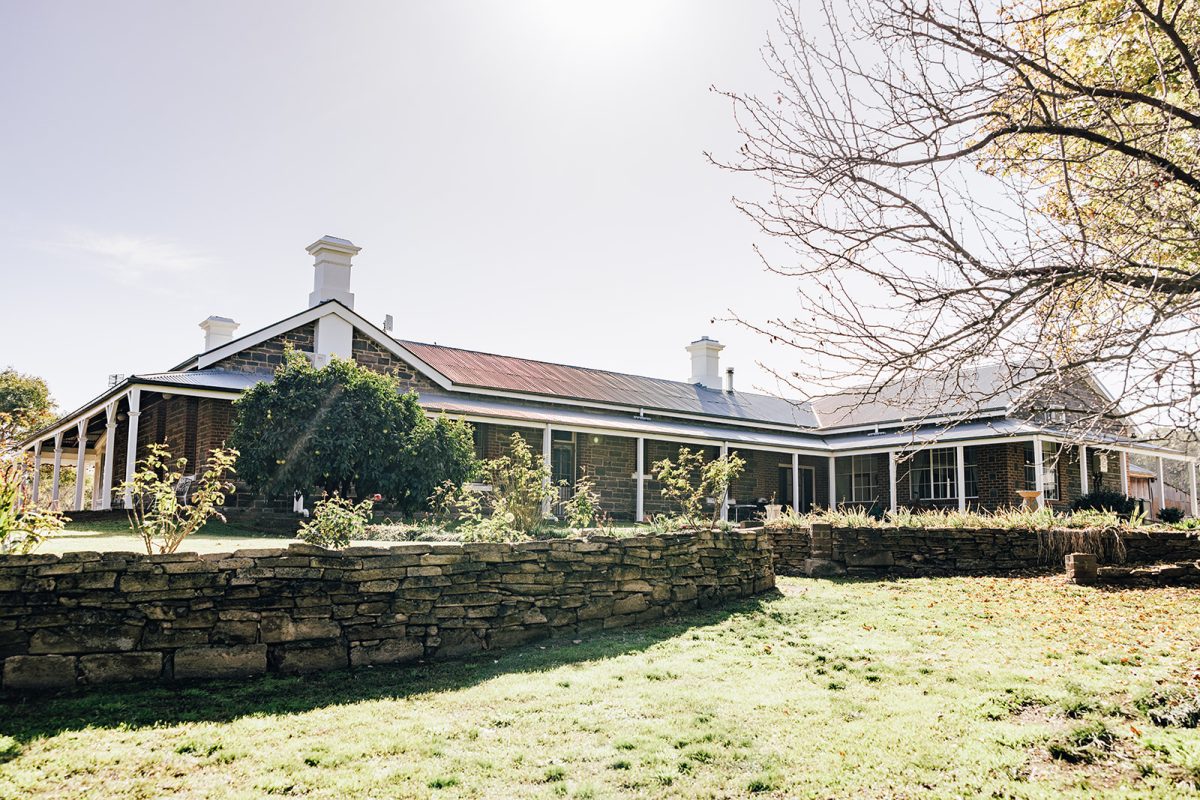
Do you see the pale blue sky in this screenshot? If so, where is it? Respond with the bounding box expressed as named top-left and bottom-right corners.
top-left (0, 0), bottom-right (814, 413)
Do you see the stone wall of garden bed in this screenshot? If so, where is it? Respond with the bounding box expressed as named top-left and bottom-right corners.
top-left (0, 530), bottom-right (774, 693)
top-left (768, 524), bottom-right (1200, 577)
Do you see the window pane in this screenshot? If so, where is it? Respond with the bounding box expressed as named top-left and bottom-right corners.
top-left (1023, 442), bottom-right (1036, 491)
top-left (1042, 442), bottom-right (1059, 500)
top-left (964, 446), bottom-right (978, 499)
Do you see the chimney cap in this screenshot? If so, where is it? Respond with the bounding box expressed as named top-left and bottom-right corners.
top-left (200, 315), bottom-right (237, 326)
top-left (305, 235), bottom-right (361, 257)
top-left (685, 336), bottom-right (725, 352)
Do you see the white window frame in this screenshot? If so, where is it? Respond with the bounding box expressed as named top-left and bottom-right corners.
top-left (912, 447), bottom-right (958, 500)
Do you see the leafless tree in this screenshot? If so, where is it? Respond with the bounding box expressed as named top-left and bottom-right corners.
top-left (715, 0), bottom-right (1200, 441)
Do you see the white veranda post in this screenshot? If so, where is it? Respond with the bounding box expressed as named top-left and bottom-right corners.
top-left (791, 453), bottom-right (800, 513)
top-left (955, 445), bottom-right (966, 512)
top-left (73, 418), bottom-right (88, 511)
top-left (1191, 462), bottom-right (1199, 518)
top-left (888, 451), bottom-right (897, 514)
top-left (100, 402), bottom-right (118, 510)
top-left (31, 442), bottom-right (42, 506)
top-left (1119, 451), bottom-right (1129, 496)
top-left (1079, 445), bottom-right (1088, 496)
top-left (51, 431), bottom-right (64, 510)
top-left (719, 442), bottom-right (729, 523)
top-left (827, 456), bottom-right (836, 510)
top-left (123, 388), bottom-right (142, 508)
top-left (635, 437), bottom-right (645, 523)
top-left (1157, 457), bottom-right (1165, 519)
top-left (1033, 438), bottom-right (1046, 509)
top-left (541, 424), bottom-right (552, 517)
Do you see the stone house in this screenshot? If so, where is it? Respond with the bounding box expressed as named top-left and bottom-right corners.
top-left (19, 236), bottom-right (1198, 521)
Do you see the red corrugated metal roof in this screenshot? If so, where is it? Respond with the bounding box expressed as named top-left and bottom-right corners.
top-left (398, 340), bottom-right (817, 427)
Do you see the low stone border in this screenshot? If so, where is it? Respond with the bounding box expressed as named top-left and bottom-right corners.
top-left (0, 530), bottom-right (774, 693)
top-left (769, 524), bottom-right (1200, 577)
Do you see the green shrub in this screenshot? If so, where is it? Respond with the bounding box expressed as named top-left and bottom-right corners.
top-left (431, 433), bottom-right (558, 542)
top-left (650, 447), bottom-right (746, 530)
top-left (1158, 506), bottom-right (1185, 524)
top-left (0, 427), bottom-right (65, 555)
top-left (563, 472), bottom-right (604, 529)
top-left (298, 496), bottom-right (374, 549)
top-left (231, 349), bottom-right (477, 514)
top-left (1071, 489), bottom-right (1137, 517)
top-left (120, 444), bottom-right (238, 555)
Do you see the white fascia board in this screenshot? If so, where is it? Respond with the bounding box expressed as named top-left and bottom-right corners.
top-left (22, 382), bottom-right (242, 449)
top-left (833, 430), bottom-right (1192, 461)
top-left (424, 409), bottom-right (831, 456)
top-left (1039, 434), bottom-right (1191, 462)
top-left (833, 434), bottom-right (1042, 457)
top-left (811, 409), bottom-right (1009, 436)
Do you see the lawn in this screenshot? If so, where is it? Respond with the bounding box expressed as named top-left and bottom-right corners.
top-left (42, 518), bottom-right (295, 555)
top-left (1, 576), bottom-right (1198, 799)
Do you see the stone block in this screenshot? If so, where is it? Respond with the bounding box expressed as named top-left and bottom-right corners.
top-left (3, 654), bottom-right (76, 691)
top-left (174, 644), bottom-right (267, 680)
top-left (612, 595), bottom-right (650, 615)
top-left (349, 638), bottom-right (423, 667)
top-left (358, 580), bottom-right (399, 593)
top-left (212, 620), bottom-right (259, 644)
top-left (79, 652), bottom-right (162, 685)
top-left (845, 550), bottom-right (894, 568)
top-left (29, 625), bottom-right (142, 655)
top-left (804, 559), bottom-right (847, 578)
top-left (260, 615), bottom-right (341, 643)
top-left (1065, 552), bottom-right (1098, 585)
top-left (270, 642), bottom-right (347, 673)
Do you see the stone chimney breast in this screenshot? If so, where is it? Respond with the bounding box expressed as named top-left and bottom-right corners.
top-left (306, 235), bottom-right (361, 309)
top-left (199, 316), bottom-right (239, 352)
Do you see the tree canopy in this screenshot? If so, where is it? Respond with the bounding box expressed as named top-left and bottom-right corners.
top-left (0, 368), bottom-right (54, 434)
top-left (718, 0), bottom-right (1200, 438)
top-left (230, 350), bottom-right (477, 513)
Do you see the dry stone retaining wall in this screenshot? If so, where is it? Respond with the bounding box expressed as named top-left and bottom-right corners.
top-left (768, 524), bottom-right (1200, 576)
top-left (0, 531), bottom-right (774, 692)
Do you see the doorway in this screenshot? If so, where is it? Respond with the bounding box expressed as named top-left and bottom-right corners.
top-left (778, 465), bottom-right (815, 512)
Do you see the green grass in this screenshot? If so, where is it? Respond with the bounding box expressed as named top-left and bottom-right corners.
top-left (43, 518), bottom-right (296, 555)
top-left (2, 576), bottom-right (1199, 798)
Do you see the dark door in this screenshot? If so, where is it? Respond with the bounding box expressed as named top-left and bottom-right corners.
top-left (779, 466), bottom-right (815, 512)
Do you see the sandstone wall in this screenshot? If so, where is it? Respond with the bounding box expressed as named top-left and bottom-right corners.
top-left (770, 524), bottom-right (1200, 576)
top-left (0, 531), bottom-right (774, 692)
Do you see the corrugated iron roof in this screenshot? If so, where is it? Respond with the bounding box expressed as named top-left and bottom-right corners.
top-left (135, 370), bottom-right (266, 392)
top-left (398, 340), bottom-right (818, 428)
top-left (810, 363), bottom-right (1039, 429)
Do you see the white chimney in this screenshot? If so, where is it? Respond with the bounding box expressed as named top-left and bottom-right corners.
top-left (199, 316), bottom-right (239, 352)
top-left (724, 367), bottom-right (734, 393)
top-left (306, 235), bottom-right (361, 309)
top-left (686, 336), bottom-right (725, 390)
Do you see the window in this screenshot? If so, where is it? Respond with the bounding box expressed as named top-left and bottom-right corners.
top-left (836, 455), bottom-right (878, 504)
top-left (1023, 441), bottom-right (1060, 500)
top-left (964, 447), bottom-right (978, 499)
top-left (471, 423), bottom-right (488, 460)
top-left (910, 447), bottom-right (958, 500)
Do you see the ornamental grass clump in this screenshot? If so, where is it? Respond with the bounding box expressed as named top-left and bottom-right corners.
top-left (120, 444), bottom-right (238, 555)
top-left (768, 505), bottom-right (1144, 533)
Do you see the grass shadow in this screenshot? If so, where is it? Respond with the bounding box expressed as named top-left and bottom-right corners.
top-left (0, 591), bottom-right (782, 746)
